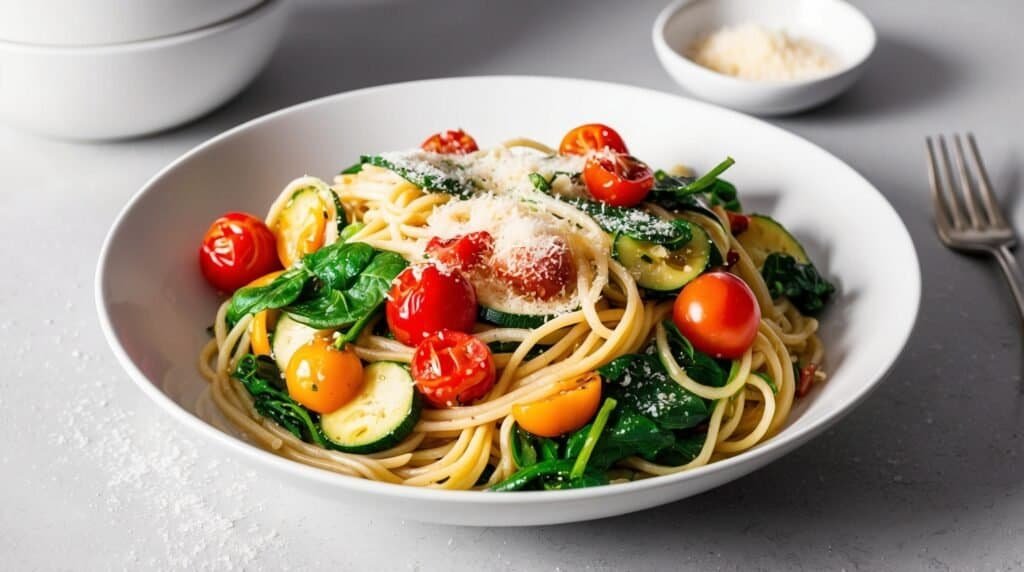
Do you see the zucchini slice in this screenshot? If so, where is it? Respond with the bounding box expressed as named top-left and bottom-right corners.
top-left (478, 306), bottom-right (558, 329)
top-left (271, 178), bottom-right (340, 267)
top-left (614, 223), bottom-right (712, 291)
top-left (736, 214), bottom-right (809, 269)
top-left (320, 362), bottom-right (420, 453)
top-left (271, 314), bottom-right (326, 372)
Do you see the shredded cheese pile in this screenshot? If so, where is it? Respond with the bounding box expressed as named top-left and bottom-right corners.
top-left (687, 23), bottom-right (836, 81)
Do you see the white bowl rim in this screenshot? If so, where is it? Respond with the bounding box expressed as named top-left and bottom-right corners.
top-left (95, 75), bottom-right (920, 506)
top-left (0, 0), bottom-right (281, 54)
top-left (652, 0), bottom-right (878, 88)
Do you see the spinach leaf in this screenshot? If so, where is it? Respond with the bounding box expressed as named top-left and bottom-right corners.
top-left (226, 267), bottom-right (309, 326)
top-left (361, 154), bottom-right (475, 199)
top-left (562, 197), bottom-right (692, 247)
top-left (233, 355), bottom-right (326, 446)
top-left (599, 354), bottom-right (710, 430)
top-left (303, 241), bottom-right (376, 291)
top-left (339, 222), bottom-right (364, 242)
top-left (527, 171), bottom-right (578, 193)
top-left (339, 162), bottom-right (363, 175)
top-left (648, 157), bottom-right (742, 212)
top-left (658, 321), bottom-right (729, 387)
top-left (489, 459), bottom-right (576, 492)
top-left (761, 253), bottom-right (835, 314)
top-left (654, 433), bottom-right (706, 466)
top-left (753, 372), bottom-right (778, 394)
top-left (511, 424), bottom-right (539, 469)
top-left (586, 408), bottom-right (676, 469)
top-left (287, 251), bottom-right (407, 330)
top-left (571, 398), bottom-right (617, 479)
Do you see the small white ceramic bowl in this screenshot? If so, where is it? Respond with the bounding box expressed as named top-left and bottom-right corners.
top-left (0, 0), bottom-right (265, 46)
top-left (0, 0), bottom-right (288, 141)
top-left (652, 0), bottom-right (876, 115)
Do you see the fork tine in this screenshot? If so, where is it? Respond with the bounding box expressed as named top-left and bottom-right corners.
top-left (951, 134), bottom-right (984, 228)
top-left (935, 135), bottom-right (966, 229)
top-left (965, 133), bottom-right (1008, 228)
top-left (926, 137), bottom-right (954, 232)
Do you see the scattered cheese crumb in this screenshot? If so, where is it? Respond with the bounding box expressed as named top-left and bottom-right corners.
top-left (687, 23), bottom-right (836, 81)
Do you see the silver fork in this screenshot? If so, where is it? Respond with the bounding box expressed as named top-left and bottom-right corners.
top-left (926, 133), bottom-right (1024, 325)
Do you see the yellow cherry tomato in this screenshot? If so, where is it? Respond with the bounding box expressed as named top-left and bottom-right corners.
top-left (245, 270), bottom-right (284, 356)
top-left (511, 372), bottom-right (602, 437)
top-left (285, 338), bottom-right (364, 414)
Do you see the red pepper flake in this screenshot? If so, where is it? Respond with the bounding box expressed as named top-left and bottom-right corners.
top-left (726, 212), bottom-right (750, 235)
top-left (797, 364), bottom-right (817, 398)
top-left (726, 250), bottom-right (740, 268)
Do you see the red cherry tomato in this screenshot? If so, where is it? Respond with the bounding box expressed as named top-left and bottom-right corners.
top-left (797, 364), bottom-right (818, 398)
top-left (199, 212), bottom-right (280, 293)
top-left (385, 264), bottom-right (478, 347)
top-left (492, 236), bottom-right (576, 301)
top-left (582, 154), bottom-right (654, 207)
top-left (559, 123), bottom-right (628, 156)
top-left (421, 129), bottom-right (479, 154)
top-left (411, 330), bottom-right (496, 407)
top-left (672, 271), bottom-right (761, 359)
top-left (425, 231), bottom-right (494, 271)
top-left (726, 212), bottom-right (751, 235)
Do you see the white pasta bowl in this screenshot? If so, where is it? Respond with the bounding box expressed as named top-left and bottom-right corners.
top-left (653, 0), bottom-right (876, 115)
top-left (0, 0), bottom-right (287, 140)
top-left (96, 76), bottom-right (919, 526)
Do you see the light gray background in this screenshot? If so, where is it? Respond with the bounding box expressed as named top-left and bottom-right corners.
top-left (2, 0), bottom-right (1022, 569)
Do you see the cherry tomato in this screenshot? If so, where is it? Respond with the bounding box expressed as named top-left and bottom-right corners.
top-left (285, 338), bottom-right (364, 414)
top-left (797, 363), bottom-right (818, 398)
top-left (411, 330), bottom-right (496, 407)
top-left (582, 154), bottom-right (654, 207)
top-left (245, 270), bottom-right (285, 356)
top-left (199, 212), bottom-right (281, 293)
top-left (492, 236), bottom-right (576, 301)
top-left (385, 265), bottom-right (478, 347)
top-left (559, 123), bottom-right (628, 156)
top-left (421, 129), bottom-right (479, 154)
top-left (512, 372), bottom-right (602, 438)
top-left (425, 231), bottom-right (494, 271)
top-left (726, 211), bottom-right (750, 235)
top-left (672, 271), bottom-right (761, 359)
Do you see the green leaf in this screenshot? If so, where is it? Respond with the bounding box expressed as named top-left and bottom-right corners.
top-left (226, 267), bottom-right (310, 326)
top-left (339, 162), bottom-right (363, 175)
top-left (654, 433), bottom-right (706, 465)
top-left (361, 154), bottom-right (475, 199)
top-left (339, 222), bottom-right (365, 242)
top-left (648, 157), bottom-right (742, 212)
top-left (761, 253), bottom-right (835, 314)
top-left (571, 398), bottom-right (617, 479)
top-left (563, 197), bottom-right (692, 247)
top-left (489, 459), bottom-right (576, 492)
top-left (233, 355), bottom-right (326, 447)
top-left (302, 241), bottom-right (376, 291)
top-left (599, 354), bottom-right (710, 430)
top-left (511, 424), bottom-right (539, 469)
top-left (287, 251), bottom-right (407, 330)
top-left (586, 408), bottom-right (676, 470)
top-left (658, 321), bottom-right (729, 387)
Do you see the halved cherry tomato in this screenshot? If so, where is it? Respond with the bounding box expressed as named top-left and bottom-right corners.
top-left (386, 264), bottom-right (478, 347)
top-left (285, 338), bottom-right (364, 413)
top-left (421, 129), bottom-right (479, 154)
top-left (199, 212), bottom-right (281, 293)
top-left (672, 271), bottom-right (761, 359)
top-left (411, 330), bottom-right (495, 407)
top-left (582, 154), bottom-right (654, 207)
top-left (512, 372), bottom-right (602, 437)
top-left (559, 123), bottom-right (628, 156)
top-left (245, 270), bottom-right (285, 356)
top-left (726, 212), bottom-right (751, 235)
top-left (425, 231), bottom-right (494, 271)
top-left (491, 236), bottom-right (576, 301)
top-left (797, 363), bottom-right (818, 398)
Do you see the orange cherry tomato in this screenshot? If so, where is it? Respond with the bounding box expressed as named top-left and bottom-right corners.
top-left (512, 373), bottom-right (602, 437)
top-left (672, 271), bottom-right (761, 359)
top-left (285, 338), bottom-right (364, 414)
top-left (559, 123), bottom-right (628, 156)
top-left (245, 270), bottom-right (285, 356)
top-left (199, 212), bottom-right (281, 293)
top-left (582, 154), bottom-right (654, 207)
top-left (421, 129), bottom-right (479, 154)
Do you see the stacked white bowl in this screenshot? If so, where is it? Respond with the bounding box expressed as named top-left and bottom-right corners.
top-left (0, 0), bottom-right (289, 140)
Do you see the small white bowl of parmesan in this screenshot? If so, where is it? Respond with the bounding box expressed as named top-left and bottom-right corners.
top-left (652, 0), bottom-right (876, 115)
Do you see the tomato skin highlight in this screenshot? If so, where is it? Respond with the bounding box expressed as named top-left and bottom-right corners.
top-left (385, 265), bottom-right (478, 347)
top-left (421, 129), bottom-right (479, 154)
top-left (559, 123), bottom-right (628, 155)
top-left (411, 330), bottom-right (496, 407)
top-left (425, 231), bottom-right (494, 271)
top-left (199, 212), bottom-right (281, 293)
top-left (491, 236), bottom-right (577, 301)
top-left (672, 271), bottom-right (761, 359)
top-left (285, 338), bottom-right (364, 414)
top-left (582, 154), bottom-right (654, 207)
top-left (512, 373), bottom-right (602, 438)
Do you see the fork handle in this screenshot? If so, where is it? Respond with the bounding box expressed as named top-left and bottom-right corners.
top-left (993, 246), bottom-right (1024, 327)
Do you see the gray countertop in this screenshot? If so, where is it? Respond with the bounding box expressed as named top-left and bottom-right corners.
top-left (2, 0), bottom-right (1022, 569)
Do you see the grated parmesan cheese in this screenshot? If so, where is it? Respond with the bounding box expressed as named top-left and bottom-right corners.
top-left (686, 23), bottom-right (836, 81)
